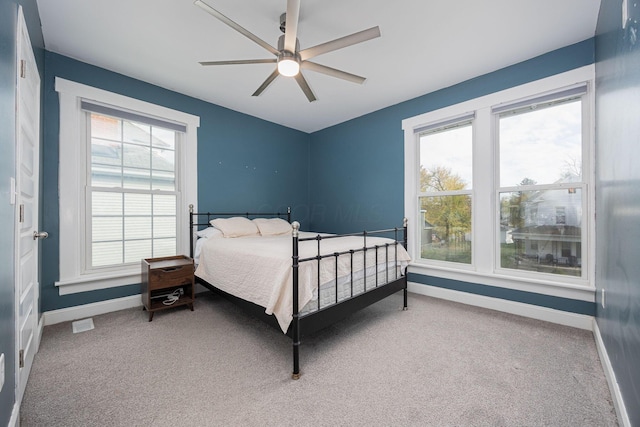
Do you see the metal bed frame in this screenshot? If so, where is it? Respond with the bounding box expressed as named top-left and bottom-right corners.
top-left (189, 205), bottom-right (408, 379)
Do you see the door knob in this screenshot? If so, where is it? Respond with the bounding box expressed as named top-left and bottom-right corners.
top-left (33, 231), bottom-right (48, 240)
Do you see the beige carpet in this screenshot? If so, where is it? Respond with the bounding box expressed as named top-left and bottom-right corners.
top-left (21, 291), bottom-right (617, 426)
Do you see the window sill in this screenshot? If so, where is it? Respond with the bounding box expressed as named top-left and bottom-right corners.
top-left (55, 268), bottom-right (140, 295)
top-left (408, 262), bottom-right (595, 302)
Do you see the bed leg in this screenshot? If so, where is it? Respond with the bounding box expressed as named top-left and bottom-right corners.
top-left (292, 341), bottom-right (301, 380)
top-left (403, 274), bottom-right (408, 311)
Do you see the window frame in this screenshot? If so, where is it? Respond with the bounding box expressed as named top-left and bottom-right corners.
top-left (402, 66), bottom-right (595, 302)
top-left (55, 78), bottom-right (199, 295)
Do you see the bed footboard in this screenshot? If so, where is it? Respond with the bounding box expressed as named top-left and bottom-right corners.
top-left (290, 219), bottom-right (408, 379)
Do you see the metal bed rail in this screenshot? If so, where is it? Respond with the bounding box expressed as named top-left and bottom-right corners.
top-left (290, 218), bottom-right (408, 379)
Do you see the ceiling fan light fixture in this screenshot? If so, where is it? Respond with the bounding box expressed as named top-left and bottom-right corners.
top-left (277, 52), bottom-right (300, 77)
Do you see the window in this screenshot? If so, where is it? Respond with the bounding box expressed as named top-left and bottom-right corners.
top-left (87, 108), bottom-right (179, 268)
top-left (403, 66), bottom-right (594, 293)
top-left (417, 116), bottom-right (473, 264)
top-left (55, 78), bottom-right (199, 294)
top-left (496, 90), bottom-right (585, 278)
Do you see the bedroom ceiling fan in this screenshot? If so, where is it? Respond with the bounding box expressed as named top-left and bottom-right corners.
top-left (194, 0), bottom-right (381, 102)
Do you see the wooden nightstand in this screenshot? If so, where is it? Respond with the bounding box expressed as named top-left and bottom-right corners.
top-left (141, 255), bottom-right (195, 321)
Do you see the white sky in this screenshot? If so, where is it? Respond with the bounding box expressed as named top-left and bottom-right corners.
top-left (419, 100), bottom-right (582, 189)
top-left (419, 125), bottom-right (473, 189)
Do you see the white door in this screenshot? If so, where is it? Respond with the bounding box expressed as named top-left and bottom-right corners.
top-left (15, 6), bottom-right (42, 404)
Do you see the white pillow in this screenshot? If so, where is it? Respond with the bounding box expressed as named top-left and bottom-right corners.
top-left (253, 218), bottom-right (292, 236)
top-left (210, 217), bottom-right (260, 238)
top-left (196, 227), bottom-right (223, 239)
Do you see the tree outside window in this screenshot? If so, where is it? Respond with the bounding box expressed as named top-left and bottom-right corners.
top-left (418, 122), bottom-right (472, 264)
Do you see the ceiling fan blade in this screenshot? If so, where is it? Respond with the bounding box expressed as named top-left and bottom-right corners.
top-left (252, 69), bottom-right (280, 97)
top-left (194, 0), bottom-right (279, 56)
top-left (301, 61), bottom-right (366, 84)
top-left (284, 0), bottom-right (300, 53)
top-left (294, 73), bottom-right (317, 102)
top-left (299, 26), bottom-right (381, 61)
top-left (199, 59), bottom-right (277, 66)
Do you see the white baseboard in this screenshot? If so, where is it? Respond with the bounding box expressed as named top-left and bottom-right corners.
top-left (593, 320), bottom-right (631, 427)
top-left (9, 401), bottom-right (19, 427)
top-left (42, 294), bottom-right (142, 326)
top-left (408, 282), bottom-right (593, 330)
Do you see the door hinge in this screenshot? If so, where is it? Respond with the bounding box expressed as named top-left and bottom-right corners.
top-left (19, 204), bottom-right (24, 223)
top-left (20, 59), bottom-right (26, 78)
top-left (19, 349), bottom-right (24, 368)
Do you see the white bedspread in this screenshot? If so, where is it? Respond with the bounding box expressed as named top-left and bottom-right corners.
top-left (194, 232), bottom-right (411, 333)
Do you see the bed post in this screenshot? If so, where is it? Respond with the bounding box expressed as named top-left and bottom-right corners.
top-left (291, 221), bottom-right (301, 379)
top-left (403, 217), bottom-right (408, 311)
top-left (189, 204), bottom-right (194, 259)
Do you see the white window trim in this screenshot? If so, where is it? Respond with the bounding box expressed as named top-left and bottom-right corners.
top-left (402, 65), bottom-right (595, 303)
top-left (55, 77), bottom-right (199, 295)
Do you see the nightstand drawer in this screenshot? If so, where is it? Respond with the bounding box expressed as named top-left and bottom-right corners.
top-left (148, 264), bottom-right (192, 290)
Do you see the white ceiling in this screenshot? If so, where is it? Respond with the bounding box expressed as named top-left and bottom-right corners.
top-left (37, 0), bottom-right (601, 133)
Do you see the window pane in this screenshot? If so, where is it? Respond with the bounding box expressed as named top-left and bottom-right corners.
top-left (152, 148), bottom-right (175, 171)
top-left (124, 193), bottom-right (151, 215)
top-left (152, 127), bottom-right (175, 149)
top-left (123, 167), bottom-right (151, 189)
top-left (125, 217), bottom-right (152, 239)
top-left (93, 241), bottom-right (123, 267)
top-left (91, 114), bottom-right (121, 140)
top-left (151, 169), bottom-right (175, 191)
top-left (123, 143), bottom-right (151, 169)
top-left (91, 138), bottom-right (121, 166)
top-left (153, 217), bottom-right (176, 238)
top-left (153, 238), bottom-right (176, 258)
top-left (92, 217), bottom-right (123, 241)
top-left (124, 240), bottom-right (152, 263)
top-left (419, 123), bottom-right (472, 192)
top-left (123, 121), bottom-right (151, 145)
top-left (91, 164), bottom-right (122, 188)
top-left (499, 188), bottom-right (582, 276)
top-left (92, 192), bottom-right (122, 215)
top-left (499, 100), bottom-right (582, 187)
top-left (153, 195), bottom-right (176, 215)
top-left (419, 195), bottom-right (472, 264)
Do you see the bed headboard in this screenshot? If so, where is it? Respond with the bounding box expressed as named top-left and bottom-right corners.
top-left (188, 205), bottom-right (291, 258)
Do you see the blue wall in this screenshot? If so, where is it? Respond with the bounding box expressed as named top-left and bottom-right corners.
top-left (0, 0), bottom-right (44, 423)
top-left (41, 52), bottom-right (310, 312)
top-left (594, 0), bottom-right (640, 424)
